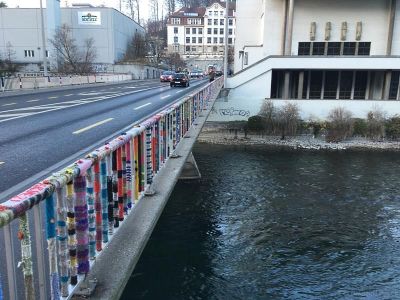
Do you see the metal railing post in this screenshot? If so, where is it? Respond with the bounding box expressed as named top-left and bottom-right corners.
top-left (33, 205), bottom-right (48, 300)
top-left (4, 224), bottom-right (17, 300)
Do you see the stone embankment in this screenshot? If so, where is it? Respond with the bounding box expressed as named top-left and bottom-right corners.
top-left (198, 131), bottom-right (400, 151)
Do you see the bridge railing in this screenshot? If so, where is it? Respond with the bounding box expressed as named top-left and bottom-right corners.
top-left (0, 77), bottom-right (224, 300)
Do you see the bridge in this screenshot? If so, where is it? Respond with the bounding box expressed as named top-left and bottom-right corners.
top-left (0, 77), bottom-right (224, 300)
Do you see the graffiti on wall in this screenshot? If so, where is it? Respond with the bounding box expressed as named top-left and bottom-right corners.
top-left (219, 107), bottom-right (250, 117)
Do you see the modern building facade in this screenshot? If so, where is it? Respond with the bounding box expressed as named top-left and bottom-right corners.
top-left (213, 0), bottom-right (400, 121)
top-left (166, 1), bottom-right (236, 70)
top-left (0, 5), bottom-right (144, 72)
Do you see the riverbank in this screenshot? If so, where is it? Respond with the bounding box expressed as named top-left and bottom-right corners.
top-left (198, 130), bottom-right (400, 150)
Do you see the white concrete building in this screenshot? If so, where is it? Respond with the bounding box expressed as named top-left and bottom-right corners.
top-left (211, 0), bottom-right (400, 121)
top-left (166, 1), bottom-right (236, 71)
top-left (0, 5), bottom-right (144, 73)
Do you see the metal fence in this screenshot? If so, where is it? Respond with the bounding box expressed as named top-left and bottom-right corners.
top-left (0, 77), bottom-right (224, 300)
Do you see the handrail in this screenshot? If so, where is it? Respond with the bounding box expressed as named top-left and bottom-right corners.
top-left (0, 76), bottom-right (224, 299)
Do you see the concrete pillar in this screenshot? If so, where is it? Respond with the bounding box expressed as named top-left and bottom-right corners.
top-left (281, 0), bottom-right (288, 55)
top-left (387, 0), bottom-right (397, 55)
top-left (297, 71), bottom-right (304, 99)
top-left (306, 70), bottom-right (311, 99)
top-left (179, 152), bottom-right (201, 180)
top-left (283, 71), bottom-right (290, 99)
top-left (383, 71), bottom-right (392, 100)
top-left (351, 71), bottom-right (356, 100)
top-left (285, 0), bottom-right (295, 55)
top-left (265, 70), bottom-right (272, 99)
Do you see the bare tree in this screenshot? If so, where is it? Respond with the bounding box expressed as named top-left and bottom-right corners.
top-left (0, 1), bottom-right (7, 8)
top-left (164, 0), bottom-right (176, 15)
top-left (49, 24), bottom-right (96, 74)
top-left (366, 107), bottom-right (386, 141)
top-left (259, 99), bottom-right (276, 134)
top-left (124, 0), bottom-right (140, 24)
top-left (326, 107), bottom-right (354, 142)
top-left (164, 52), bottom-right (186, 70)
top-left (124, 33), bottom-right (148, 62)
top-left (275, 102), bottom-right (300, 139)
top-left (0, 42), bottom-right (18, 73)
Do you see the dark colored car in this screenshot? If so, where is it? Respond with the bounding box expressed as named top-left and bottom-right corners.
top-left (215, 71), bottom-right (223, 77)
top-left (170, 73), bottom-right (190, 87)
top-left (160, 71), bottom-right (175, 82)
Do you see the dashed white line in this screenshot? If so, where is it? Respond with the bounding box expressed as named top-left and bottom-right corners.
top-left (134, 103), bottom-right (151, 110)
top-left (0, 162), bottom-right (4, 166)
top-left (161, 95), bottom-right (171, 99)
top-left (73, 118), bottom-right (114, 134)
top-left (48, 96), bottom-right (58, 99)
top-left (27, 99), bottom-right (40, 103)
top-left (2, 103), bottom-right (17, 106)
top-left (64, 94), bottom-right (74, 96)
top-left (175, 90), bottom-right (184, 94)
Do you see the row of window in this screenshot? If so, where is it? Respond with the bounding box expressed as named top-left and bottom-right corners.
top-left (298, 42), bottom-right (371, 56)
top-left (179, 36), bottom-right (233, 44)
top-left (24, 50), bottom-right (49, 58)
top-left (175, 27), bottom-right (234, 36)
top-left (184, 45), bottom-right (223, 53)
top-left (207, 18), bottom-right (234, 26)
top-left (208, 10), bottom-right (224, 17)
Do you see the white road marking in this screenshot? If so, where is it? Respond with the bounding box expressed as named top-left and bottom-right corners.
top-left (27, 99), bottom-right (40, 102)
top-left (134, 103), bottom-right (151, 110)
top-left (2, 103), bottom-right (17, 106)
top-left (0, 162), bottom-right (4, 166)
top-left (64, 94), bottom-right (74, 96)
top-left (175, 90), bottom-right (184, 93)
top-left (73, 118), bottom-right (114, 134)
top-left (161, 95), bottom-right (171, 99)
top-left (48, 96), bottom-right (58, 99)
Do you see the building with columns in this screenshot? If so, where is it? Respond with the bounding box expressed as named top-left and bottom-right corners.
top-left (166, 1), bottom-right (236, 71)
top-left (215, 0), bottom-right (400, 121)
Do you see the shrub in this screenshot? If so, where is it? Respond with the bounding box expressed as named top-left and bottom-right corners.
top-left (353, 118), bottom-right (367, 137)
top-left (247, 115), bottom-right (265, 132)
top-left (385, 116), bottom-right (400, 140)
top-left (366, 109), bottom-right (386, 140)
top-left (326, 107), bottom-right (353, 142)
top-left (258, 100), bottom-right (276, 134)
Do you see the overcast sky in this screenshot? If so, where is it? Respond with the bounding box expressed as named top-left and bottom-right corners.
top-left (3, 0), bottom-right (153, 21)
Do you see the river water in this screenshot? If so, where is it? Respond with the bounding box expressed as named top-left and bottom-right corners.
top-left (121, 143), bottom-right (400, 300)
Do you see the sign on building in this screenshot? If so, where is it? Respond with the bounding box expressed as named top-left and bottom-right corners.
top-left (78, 11), bottom-right (101, 25)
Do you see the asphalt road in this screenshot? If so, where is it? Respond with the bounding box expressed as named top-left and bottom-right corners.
top-left (0, 78), bottom-right (208, 200)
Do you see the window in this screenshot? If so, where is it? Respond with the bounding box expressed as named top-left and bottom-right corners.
top-left (228, 28), bottom-right (233, 35)
top-left (354, 71), bottom-right (368, 99)
top-left (45, 50), bottom-right (49, 57)
top-left (174, 27), bottom-right (178, 34)
top-left (358, 42), bottom-right (371, 55)
top-left (213, 46), bottom-right (218, 52)
top-left (220, 19), bottom-right (224, 26)
top-left (298, 42), bottom-right (311, 55)
top-left (24, 50), bottom-right (35, 57)
top-left (309, 71), bottom-right (323, 99)
top-left (207, 37), bottom-right (211, 44)
top-left (312, 42), bottom-right (325, 55)
top-left (214, 19), bottom-right (218, 25)
top-left (343, 42), bottom-right (356, 55)
top-left (208, 10), bottom-right (212, 15)
top-left (214, 28), bottom-right (218, 34)
top-left (229, 19), bottom-right (233, 26)
top-left (244, 52), bottom-right (248, 65)
top-left (192, 37), bottom-right (196, 43)
top-left (324, 71), bottom-right (339, 99)
top-left (198, 37), bottom-right (203, 44)
top-left (327, 42), bottom-right (340, 55)
top-left (186, 37), bottom-right (190, 43)
top-left (192, 47), bottom-right (196, 52)
top-left (208, 19), bottom-right (212, 25)
top-left (185, 46), bottom-right (190, 52)
top-left (214, 11), bottom-right (218, 16)
top-left (192, 28), bottom-right (196, 34)
top-left (199, 28), bottom-right (203, 35)
top-left (171, 18), bottom-right (180, 24)
top-left (228, 38), bottom-right (233, 44)
top-left (174, 37), bottom-right (178, 43)
top-left (186, 28), bottom-right (190, 34)
top-left (339, 71), bottom-right (353, 99)
top-left (389, 71), bottom-right (400, 100)
top-left (220, 28), bottom-right (224, 35)
top-left (220, 11), bottom-right (224, 16)
top-left (207, 28), bottom-right (212, 34)
top-left (219, 37), bottom-right (224, 44)
top-left (213, 37), bottom-right (217, 44)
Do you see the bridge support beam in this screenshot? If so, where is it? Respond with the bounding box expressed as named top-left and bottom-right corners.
top-left (179, 152), bottom-right (201, 180)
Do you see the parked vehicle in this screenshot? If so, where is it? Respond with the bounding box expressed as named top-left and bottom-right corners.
top-left (160, 71), bottom-right (175, 82)
top-left (189, 70), bottom-right (204, 78)
top-left (170, 73), bottom-right (190, 87)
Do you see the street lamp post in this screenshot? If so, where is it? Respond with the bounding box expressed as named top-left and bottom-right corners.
top-left (39, 0), bottom-right (48, 77)
top-left (223, 0), bottom-right (229, 87)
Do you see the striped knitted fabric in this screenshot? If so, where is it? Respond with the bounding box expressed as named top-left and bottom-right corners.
top-left (100, 158), bottom-right (109, 243)
top-left (0, 271), bottom-right (3, 300)
top-left (121, 144), bottom-right (128, 214)
top-left (125, 142), bottom-right (133, 209)
top-left (112, 151), bottom-right (119, 228)
top-left (86, 168), bottom-right (96, 260)
top-left (56, 187), bottom-right (69, 297)
top-left (74, 175), bottom-right (89, 274)
top-left (117, 147), bottom-right (124, 221)
top-left (66, 180), bottom-right (78, 285)
top-left (139, 133), bottom-right (146, 192)
top-left (134, 136), bottom-right (140, 201)
top-left (93, 162), bottom-right (102, 252)
top-left (46, 195), bottom-right (61, 300)
top-left (146, 128), bottom-right (153, 184)
top-left (19, 213), bottom-right (35, 300)
top-left (106, 154), bottom-right (114, 235)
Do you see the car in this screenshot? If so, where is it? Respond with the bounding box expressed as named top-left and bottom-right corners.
top-left (160, 71), bottom-right (175, 82)
top-left (189, 70), bottom-right (204, 78)
top-left (170, 73), bottom-right (190, 87)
